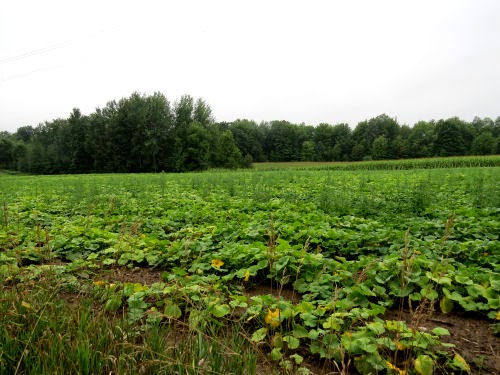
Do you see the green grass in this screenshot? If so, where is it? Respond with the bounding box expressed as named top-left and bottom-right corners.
top-left (1, 272), bottom-right (260, 375)
top-left (1, 160), bottom-right (499, 374)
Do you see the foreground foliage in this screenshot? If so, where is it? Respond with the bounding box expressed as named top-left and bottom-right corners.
top-left (1, 162), bottom-right (499, 374)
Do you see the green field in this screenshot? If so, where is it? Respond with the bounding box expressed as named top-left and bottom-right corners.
top-left (1, 159), bottom-right (499, 374)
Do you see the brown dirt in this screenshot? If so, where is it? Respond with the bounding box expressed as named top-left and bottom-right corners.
top-left (384, 309), bottom-right (500, 375)
top-left (95, 266), bottom-right (164, 285)
top-left (244, 283), bottom-right (301, 304)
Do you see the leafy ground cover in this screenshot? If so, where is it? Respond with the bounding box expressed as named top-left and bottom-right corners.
top-left (1, 159), bottom-right (499, 374)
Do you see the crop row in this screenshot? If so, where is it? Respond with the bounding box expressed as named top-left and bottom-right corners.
top-left (1, 165), bottom-right (499, 374)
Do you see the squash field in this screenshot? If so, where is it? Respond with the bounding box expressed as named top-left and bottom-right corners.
top-left (1, 160), bottom-right (499, 374)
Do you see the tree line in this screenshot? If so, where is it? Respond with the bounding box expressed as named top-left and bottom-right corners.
top-left (1, 92), bottom-right (499, 173)
top-left (0, 92), bottom-right (245, 173)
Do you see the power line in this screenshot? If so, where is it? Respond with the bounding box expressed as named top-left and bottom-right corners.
top-left (0, 40), bottom-right (74, 65)
top-left (0, 26), bottom-right (122, 65)
top-left (0, 64), bottom-right (70, 83)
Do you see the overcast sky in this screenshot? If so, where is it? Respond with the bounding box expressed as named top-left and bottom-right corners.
top-left (1, 0), bottom-right (499, 133)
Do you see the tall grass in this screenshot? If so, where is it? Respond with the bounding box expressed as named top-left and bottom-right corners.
top-left (0, 273), bottom-right (260, 375)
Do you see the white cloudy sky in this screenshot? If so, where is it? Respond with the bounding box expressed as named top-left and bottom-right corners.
top-left (1, 0), bottom-right (499, 132)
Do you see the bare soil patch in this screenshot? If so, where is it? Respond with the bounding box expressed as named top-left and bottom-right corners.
top-left (244, 283), bottom-right (301, 304)
top-left (384, 309), bottom-right (499, 374)
top-left (95, 266), bottom-right (164, 285)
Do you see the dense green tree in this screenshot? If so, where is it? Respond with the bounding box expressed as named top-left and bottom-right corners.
top-left (227, 119), bottom-right (266, 162)
top-left (5, 91), bottom-right (498, 174)
top-left (494, 116), bottom-right (500, 137)
top-left (301, 140), bottom-right (316, 161)
top-left (14, 126), bottom-right (35, 143)
top-left (216, 130), bottom-right (243, 169)
top-left (471, 131), bottom-right (497, 155)
top-left (393, 125), bottom-right (411, 158)
top-left (183, 122), bottom-right (211, 171)
top-left (193, 98), bottom-right (214, 127)
top-left (313, 123), bottom-right (337, 161)
top-left (22, 139), bottom-right (48, 174)
top-left (265, 121), bottom-right (298, 161)
top-left (145, 93), bottom-right (174, 171)
top-left (86, 105), bottom-right (116, 172)
top-left (0, 134), bottom-right (14, 169)
top-left (169, 95), bottom-right (197, 170)
top-left (99, 99), bottom-right (127, 172)
top-left (371, 135), bottom-right (390, 160)
top-left (67, 108), bottom-right (92, 173)
top-left (351, 142), bottom-right (366, 161)
top-left (174, 95), bottom-right (194, 129)
top-left (472, 116), bottom-right (494, 133)
top-left (331, 124), bottom-right (353, 161)
top-left (434, 117), bottom-right (468, 156)
top-left (117, 93), bottom-right (151, 171)
top-left (353, 114), bottom-right (400, 159)
top-left (408, 121), bottom-right (435, 158)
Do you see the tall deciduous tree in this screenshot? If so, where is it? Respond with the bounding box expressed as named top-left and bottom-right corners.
top-left (0, 134), bottom-right (14, 169)
top-left (371, 135), bottom-right (390, 160)
top-left (409, 121), bottom-right (435, 158)
top-left (143, 92), bottom-right (174, 171)
top-left (353, 114), bottom-right (400, 158)
top-left (228, 119), bottom-right (266, 162)
top-left (314, 123), bottom-right (337, 161)
top-left (434, 117), bottom-right (468, 156)
top-left (472, 131), bottom-right (497, 155)
top-left (217, 130), bottom-right (243, 169)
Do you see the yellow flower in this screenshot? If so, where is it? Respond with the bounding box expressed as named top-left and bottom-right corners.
top-left (265, 308), bottom-right (281, 327)
top-left (452, 353), bottom-right (470, 372)
top-left (386, 361), bottom-right (407, 375)
top-left (496, 311), bottom-right (500, 320)
top-left (211, 258), bottom-right (224, 269)
top-left (93, 280), bottom-right (106, 286)
top-left (396, 342), bottom-right (407, 350)
top-left (244, 270), bottom-right (250, 282)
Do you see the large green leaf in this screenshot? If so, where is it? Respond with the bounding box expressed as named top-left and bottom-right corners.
top-left (210, 303), bottom-right (231, 318)
top-left (251, 327), bottom-right (268, 342)
top-left (440, 296), bottom-right (453, 313)
top-left (414, 354), bottom-right (434, 375)
top-left (164, 302), bottom-right (182, 319)
top-left (283, 335), bottom-right (300, 349)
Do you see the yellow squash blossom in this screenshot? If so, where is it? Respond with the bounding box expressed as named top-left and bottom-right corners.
top-left (244, 270), bottom-right (250, 282)
top-left (93, 280), bottom-right (106, 286)
top-left (386, 361), bottom-right (407, 375)
top-left (265, 308), bottom-right (281, 327)
top-left (396, 342), bottom-right (407, 350)
top-left (211, 258), bottom-right (224, 269)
